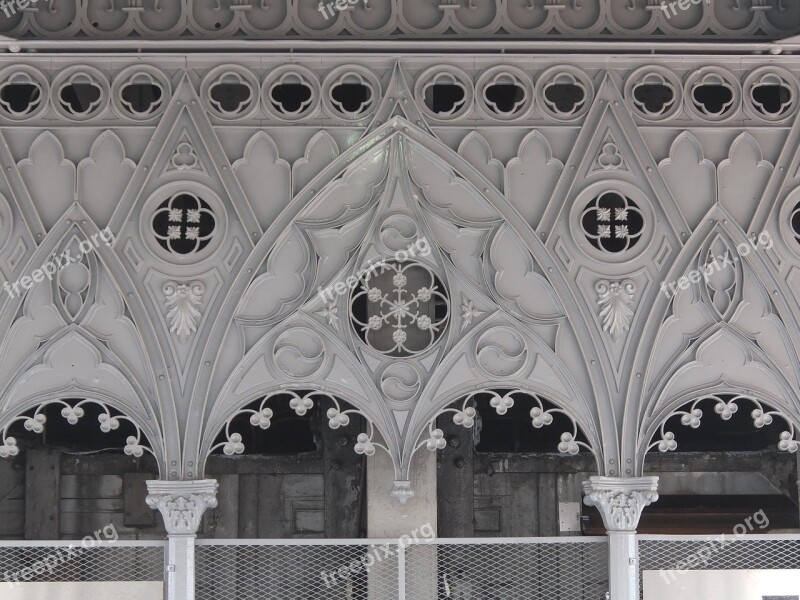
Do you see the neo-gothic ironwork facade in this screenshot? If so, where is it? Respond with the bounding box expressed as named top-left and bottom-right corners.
top-left (0, 50), bottom-right (799, 495)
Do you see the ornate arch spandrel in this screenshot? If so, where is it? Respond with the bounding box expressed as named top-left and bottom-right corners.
top-left (187, 117), bottom-right (616, 490)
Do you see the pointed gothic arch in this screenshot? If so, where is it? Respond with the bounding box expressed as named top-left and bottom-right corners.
top-left (624, 210), bottom-right (800, 472)
top-left (0, 207), bottom-right (182, 472)
top-left (186, 116), bottom-right (616, 490)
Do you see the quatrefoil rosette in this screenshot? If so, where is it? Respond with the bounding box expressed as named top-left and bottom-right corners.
top-left (140, 183), bottom-right (227, 266)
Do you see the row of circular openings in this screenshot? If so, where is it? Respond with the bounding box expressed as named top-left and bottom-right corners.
top-left (418, 66), bottom-right (799, 122)
top-left (0, 66), bottom-right (168, 122)
top-left (417, 67), bottom-right (593, 122)
top-left (627, 67), bottom-right (797, 122)
top-left (203, 66), bottom-right (379, 121)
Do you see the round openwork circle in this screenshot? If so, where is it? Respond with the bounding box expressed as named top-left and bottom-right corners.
top-left (0, 65), bottom-right (49, 122)
top-left (684, 67), bottom-right (741, 123)
top-left (140, 184), bottom-right (227, 265)
top-left (475, 66), bottom-right (533, 122)
top-left (321, 65), bottom-right (381, 122)
top-left (111, 65), bottom-right (172, 122)
top-left (414, 65), bottom-right (474, 122)
top-left (743, 66), bottom-right (798, 124)
top-left (624, 66), bottom-right (683, 122)
top-left (536, 66), bottom-right (594, 122)
top-left (778, 190), bottom-right (800, 260)
top-left (263, 65), bottom-right (320, 122)
top-left (571, 183), bottom-right (652, 262)
top-left (200, 65), bottom-right (260, 121)
top-left (350, 259), bottom-right (450, 357)
top-left (51, 66), bottom-right (110, 122)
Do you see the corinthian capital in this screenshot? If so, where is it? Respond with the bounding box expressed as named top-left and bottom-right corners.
top-left (582, 476), bottom-right (658, 532)
top-left (146, 479), bottom-right (218, 535)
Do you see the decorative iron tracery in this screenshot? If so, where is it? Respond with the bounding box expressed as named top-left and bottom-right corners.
top-left (349, 260), bottom-right (450, 357)
top-left (0, 399), bottom-right (154, 459)
top-left (208, 390), bottom-right (388, 460)
top-left (416, 389), bottom-right (594, 457)
top-left (648, 394), bottom-right (799, 454)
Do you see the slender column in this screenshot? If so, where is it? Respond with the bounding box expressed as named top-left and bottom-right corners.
top-left (583, 476), bottom-right (658, 600)
top-left (146, 479), bottom-right (219, 600)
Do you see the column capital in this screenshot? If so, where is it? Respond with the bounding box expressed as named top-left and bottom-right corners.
top-left (146, 479), bottom-right (218, 535)
top-left (582, 476), bottom-right (659, 532)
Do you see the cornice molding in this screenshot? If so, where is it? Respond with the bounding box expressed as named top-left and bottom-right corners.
top-left (0, 0), bottom-right (797, 44)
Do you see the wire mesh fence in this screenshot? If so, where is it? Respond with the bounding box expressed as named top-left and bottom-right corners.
top-left (0, 541), bottom-right (165, 583)
top-left (405, 538), bottom-right (609, 600)
top-left (195, 537), bottom-right (608, 600)
top-left (638, 534), bottom-right (800, 600)
top-left (196, 540), bottom-right (400, 600)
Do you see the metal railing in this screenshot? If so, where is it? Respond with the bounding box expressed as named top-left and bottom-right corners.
top-left (0, 540), bottom-right (166, 584)
top-left (194, 536), bottom-right (609, 600)
top-left (638, 534), bottom-right (800, 600)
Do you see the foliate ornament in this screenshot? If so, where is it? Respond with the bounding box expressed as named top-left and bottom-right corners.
top-left (422, 390), bottom-right (592, 456)
top-left (380, 362), bottom-right (422, 406)
top-left (595, 279), bottom-right (637, 342)
top-left (55, 236), bottom-right (94, 322)
top-left (0, 400), bottom-right (153, 459)
top-left (460, 297), bottom-right (484, 332)
top-left (350, 260), bottom-right (449, 357)
top-left (379, 214), bottom-right (419, 254)
top-left (592, 136), bottom-right (627, 172)
top-left (0, 437), bottom-right (18, 458)
top-left (315, 299), bottom-right (340, 331)
top-left (163, 281), bottom-right (205, 343)
top-left (649, 394), bottom-right (799, 454)
top-left (390, 481), bottom-right (415, 503)
top-left (168, 134), bottom-right (201, 172)
top-left (146, 480), bottom-right (219, 536)
top-left (475, 326), bottom-right (528, 378)
top-left (699, 235), bottom-right (740, 320)
top-left (417, 423), bottom-right (448, 452)
top-left (210, 391), bottom-right (388, 459)
top-left (582, 477), bottom-right (659, 532)
top-left (580, 191), bottom-right (644, 254)
top-left (272, 328), bottom-right (325, 379)
top-left (151, 192), bottom-right (216, 256)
